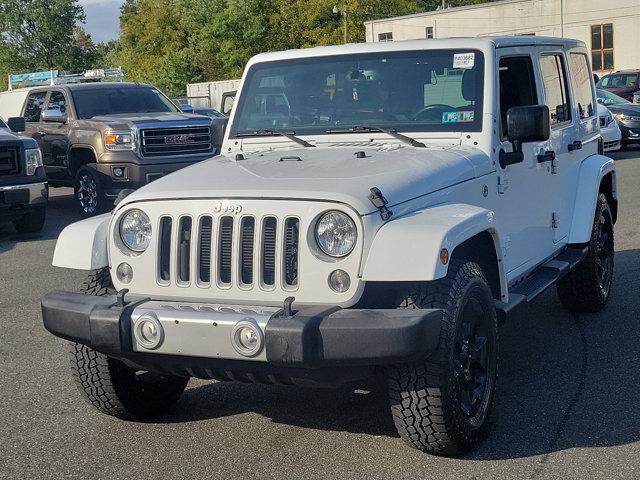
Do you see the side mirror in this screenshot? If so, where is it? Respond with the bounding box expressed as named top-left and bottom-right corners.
top-left (41, 108), bottom-right (66, 123)
top-left (180, 104), bottom-right (194, 113)
top-left (500, 105), bottom-right (550, 169)
top-left (597, 97), bottom-right (604, 104)
top-left (7, 117), bottom-right (26, 133)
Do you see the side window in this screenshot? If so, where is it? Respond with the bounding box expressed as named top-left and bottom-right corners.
top-left (23, 91), bottom-right (47, 123)
top-left (498, 56), bottom-right (537, 138)
top-left (539, 54), bottom-right (571, 127)
top-left (48, 91), bottom-right (67, 114)
top-left (569, 53), bottom-right (595, 119)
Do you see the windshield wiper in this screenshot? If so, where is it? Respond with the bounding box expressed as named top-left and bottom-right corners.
top-left (326, 125), bottom-right (426, 148)
top-left (236, 129), bottom-right (315, 148)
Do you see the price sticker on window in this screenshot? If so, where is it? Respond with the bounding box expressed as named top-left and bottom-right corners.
top-left (453, 52), bottom-right (475, 70)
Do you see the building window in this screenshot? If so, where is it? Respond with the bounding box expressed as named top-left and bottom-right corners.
top-left (426, 27), bottom-right (434, 39)
top-left (378, 32), bottom-right (393, 42)
top-left (591, 24), bottom-right (614, 71)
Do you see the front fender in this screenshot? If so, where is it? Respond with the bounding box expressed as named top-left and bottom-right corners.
top-left (568, 154), bottom-right (616, 244)
top-left (52, 214), bottom-right (111, 270)
top-left (362, 203), bottom-right (501, 282)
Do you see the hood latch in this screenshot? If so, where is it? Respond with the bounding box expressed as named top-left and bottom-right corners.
top-left (369, 187), bottom-right (393, 221)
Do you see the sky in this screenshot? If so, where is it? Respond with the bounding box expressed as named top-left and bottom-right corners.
top-left (79, 0), bottom-right (125, 43)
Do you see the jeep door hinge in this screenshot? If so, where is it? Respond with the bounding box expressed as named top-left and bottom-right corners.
top-left (497, 174), bottom-right (509, 194)
top-left (368, 187), bottom-right (393, 221)
top-left (552, 212), bottom-right (559, 229)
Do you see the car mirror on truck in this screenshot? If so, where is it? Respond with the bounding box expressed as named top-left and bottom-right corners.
top-left (500, 104), bottom-right (550, 169)
top-left (180, 104), bottom-right (194, 113)
top-left (7, 117), bottom-right (26, 133)
top-left (41, 109), bottom-right (67, 124)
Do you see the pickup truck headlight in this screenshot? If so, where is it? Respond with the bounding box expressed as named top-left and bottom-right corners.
top-left (25, 148), bottom-right (43, 175)
top-left (315, 211), bottom-right (357, 257)
top-left (119, 209), bottom-right (152, 252)
top-left (105, 131), bottom-right (133, 151)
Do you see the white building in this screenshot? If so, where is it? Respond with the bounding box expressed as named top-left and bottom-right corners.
top-left (364, 0), bottom-right (640, 73)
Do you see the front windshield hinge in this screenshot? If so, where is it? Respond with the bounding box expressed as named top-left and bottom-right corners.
top-left (369, 187), bottom-right (393, 221)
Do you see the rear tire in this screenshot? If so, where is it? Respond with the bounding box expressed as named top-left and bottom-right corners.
top-left (387, 260), bottom-right (498, 455)
top-left (557, 193), bottom-right (614, 313)
top-left (75, 166), bottom-right (109, 218)
top-left (70, 268), bottom-right (189, 420)
top-left (12, 205), bottom-right (46, 233)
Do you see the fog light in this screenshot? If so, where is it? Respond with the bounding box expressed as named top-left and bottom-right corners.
top-left (329, 269), bottom-right (351, 293)
top-left (133, 314), bottom-right (164, 350)
top-left (112, 167), bottom-right (125, 178)
top-left (116, 262), bottom-right (133, 284)
top-left (231, 320), bottom-right (263, 357)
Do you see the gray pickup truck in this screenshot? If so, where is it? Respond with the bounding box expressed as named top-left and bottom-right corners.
top-left (19, 83), bottom-right (220, 217)
top-left (0, 116), bottom-right (48, 232)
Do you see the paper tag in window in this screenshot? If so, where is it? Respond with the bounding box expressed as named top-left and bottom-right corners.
top-left (453, 53), bottom-right (475, 69)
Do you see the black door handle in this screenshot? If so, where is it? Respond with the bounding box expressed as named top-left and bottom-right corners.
top-left (537, 151), bottom-right (556, 163)
top-left (568, 141), bottom-right (582, 152)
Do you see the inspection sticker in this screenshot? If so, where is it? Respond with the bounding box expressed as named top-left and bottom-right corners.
top-left (453, 52), bottom-right (475, 69)
top-left (442, 111), bottom-right (475, 124)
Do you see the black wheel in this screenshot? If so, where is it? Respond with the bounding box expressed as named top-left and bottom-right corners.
top-left (557, 193), bottom-right (614, 313)
top-left (70, 268), bottom-right (189, 420)
top-left (12, 205), bottom-right (46, 233)
top-left (74, 166), bottom-right (109, 218)
top-left (387, 260), bottom-right (498, 455)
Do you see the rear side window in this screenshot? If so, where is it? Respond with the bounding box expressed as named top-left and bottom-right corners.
top-left (569, 53), bottom-right (595, 119)
top-left (24, 91), bottom-right (47, 123)
top-left (540, 54), bottom-right (571, 127)
top-left (48, 91), bottom-right (67, 114)
top-left (599, 74), bottom-right (638, 88)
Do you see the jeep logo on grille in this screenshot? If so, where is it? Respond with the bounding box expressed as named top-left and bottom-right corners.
top-left (164, 134), bottom-right (195, 145)
top-left (214, 202), bottom-right (242, 214)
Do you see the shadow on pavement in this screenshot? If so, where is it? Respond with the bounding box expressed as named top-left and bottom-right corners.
top-left (152, 248), bottom-right (640, 461)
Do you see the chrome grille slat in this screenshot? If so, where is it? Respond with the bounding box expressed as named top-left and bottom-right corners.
top-left (140, 126), bottom-right (213, 157)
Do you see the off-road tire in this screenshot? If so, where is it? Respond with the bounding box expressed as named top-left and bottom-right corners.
top-left (12, 205), bottom-right (46, 233)
top-left (70, 268), bottom-right (189, 420)
top-left (557, 193), bottom-right (614, 313)
top-left (387, 260), bottom-right (498, 455)
top-left (75, 166), bottom-right (109, 218)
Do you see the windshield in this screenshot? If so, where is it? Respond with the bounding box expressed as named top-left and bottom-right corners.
top-left (596, 89), bottom-right (630, 106)
top-left (71, 86), bottom-right (179, 119)
top-left (230, 49), bottom-right (485, 137)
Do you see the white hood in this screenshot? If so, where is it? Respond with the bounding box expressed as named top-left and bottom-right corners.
top-left (121, 145), bottom-right (493, 215)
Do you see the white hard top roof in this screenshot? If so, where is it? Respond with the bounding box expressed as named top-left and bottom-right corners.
top-left (248, 36), bottom-right (585, 66)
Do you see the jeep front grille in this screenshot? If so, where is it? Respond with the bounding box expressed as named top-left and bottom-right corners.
top-left (0, 146), bottom-right (20, 176)
top-left (158, 214), bottom-right (300, 290)
top-left (140, 126), bottom-right (213, 157)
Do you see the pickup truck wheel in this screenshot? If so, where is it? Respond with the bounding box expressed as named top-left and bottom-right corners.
top-left (12, 205), bottom-right (46, 233)
top-left (75, 167), bottom-right (108, 218)
top-left (557, 193), bottom-right (614, 313)
top-left (69, 268), bottom-right (189, 420)
top-left (387, 260), bottom-right (498, 455)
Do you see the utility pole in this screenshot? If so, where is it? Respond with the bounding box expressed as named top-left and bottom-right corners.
top-left (560, 0), bottom-right (564, 37)
top-left (333, 5), bottom-right (348, 44)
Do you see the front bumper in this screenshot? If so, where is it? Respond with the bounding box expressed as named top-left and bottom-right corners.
top-left (0, 181), bottom-right (48, 217)
top-left (618, 121), bottom-right (640, 144)
top-left (42, 291), bottom-right (443, 373)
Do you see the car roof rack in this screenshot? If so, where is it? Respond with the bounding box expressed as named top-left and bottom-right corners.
top-left (7, 67), bottom-right (125, 91)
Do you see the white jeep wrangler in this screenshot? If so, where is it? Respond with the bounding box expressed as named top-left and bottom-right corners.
top-left (42, 36), bottom-right (617, 455)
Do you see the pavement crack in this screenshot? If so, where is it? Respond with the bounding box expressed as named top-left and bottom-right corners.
top-left (530, 313), bottom-right (588, 479)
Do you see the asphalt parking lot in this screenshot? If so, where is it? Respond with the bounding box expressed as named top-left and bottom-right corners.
top-left (1, 147), bottom-right (639, 480)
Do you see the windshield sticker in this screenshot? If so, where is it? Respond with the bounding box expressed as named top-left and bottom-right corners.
top-left (453, 52), bottom-right (475, 70)
top-left (442, 111), bottom-right (475, 124)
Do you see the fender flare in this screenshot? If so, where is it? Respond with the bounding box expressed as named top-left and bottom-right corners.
top-left (362, 203), bottom-right (506, 295)
top-left (52, 214), bottom-right (111, 270)
top-left (568, 154), bottom-right (616, 244)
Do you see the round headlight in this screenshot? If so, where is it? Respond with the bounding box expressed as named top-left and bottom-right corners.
top-left (119, 209), bottom-right (152, 252)
top-left (315, 211), bottom-right (357, 257)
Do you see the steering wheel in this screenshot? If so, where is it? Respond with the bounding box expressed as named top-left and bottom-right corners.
top-left (413, 104), bottom-right (456, 122)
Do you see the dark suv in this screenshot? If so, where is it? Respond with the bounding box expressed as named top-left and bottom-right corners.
top-left (0, 117), bottom-right (48, 233)
top-left (596, 70), bottom-right (640, 102)
top-left (17, 83), bottom-right (219, 217)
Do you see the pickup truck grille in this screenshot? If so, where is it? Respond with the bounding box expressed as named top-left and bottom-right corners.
top-left (140, 126), bottom-right (213, 157)
top-left (158, 213), bottom-right (300, 291)
top-left (0, 146), bottom-right (20, 176)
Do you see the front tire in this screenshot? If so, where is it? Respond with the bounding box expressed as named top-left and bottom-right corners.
top-left (70, 268), bottom-right (189, 420)
top-left (75, 166), bottom-right (109, 218)
top-left (557, 193), bottom-right (614, 313)
top-left (387, 260), bottom-right (498, 455)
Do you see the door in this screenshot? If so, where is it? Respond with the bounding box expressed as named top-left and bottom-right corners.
top-left (38, 90), bottom-right (71, 172)
top-left (22, 90), bottom-right (48, 150)
top-left (537, 49), bottom-right (581, 244)
top-left (494, 49), bottom-right (557, 278)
